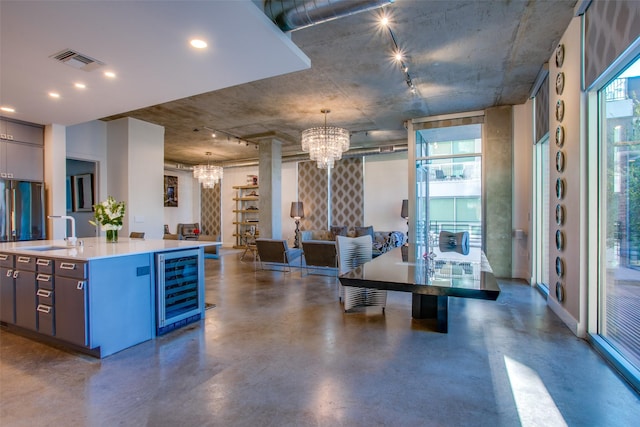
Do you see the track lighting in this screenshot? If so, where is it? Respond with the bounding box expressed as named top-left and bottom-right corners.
top-left (380, 13), bottom-right (416, 95)
top-left (200, 126), bottom-right (259, 149)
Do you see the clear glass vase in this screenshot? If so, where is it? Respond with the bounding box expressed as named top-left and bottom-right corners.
top-left (106, 229), bottom-right (119, 243)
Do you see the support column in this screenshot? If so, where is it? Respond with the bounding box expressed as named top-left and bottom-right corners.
top-left (258, 138), bottom-right (282, 239)
top-left (44, 124), bottom-right (67, 240)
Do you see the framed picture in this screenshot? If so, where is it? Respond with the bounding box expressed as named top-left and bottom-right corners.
top-left (164, 175), bottom-right (178, 207)
top-left (72, 173), bottom-right (94, 212)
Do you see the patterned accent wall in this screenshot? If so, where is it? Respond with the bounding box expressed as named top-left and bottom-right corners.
top-left (298, 161), bottom-right (328, 230)
top-left (534, 74), bottom-right (549, 143)
top-left (585, 1), bottom-right (640, 88)
top-left (201, 183), bottom-right (221, 237)
top-left (331, 157), bottom-right (364, 227)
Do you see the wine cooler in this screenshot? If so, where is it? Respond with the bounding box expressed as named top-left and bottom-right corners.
top-left (155, 248), bottom-right (204, 335)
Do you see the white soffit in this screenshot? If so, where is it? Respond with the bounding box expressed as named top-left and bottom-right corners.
top-left (0, 0), bottom-right (310, 126)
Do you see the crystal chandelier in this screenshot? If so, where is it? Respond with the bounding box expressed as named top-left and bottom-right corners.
top-left (301, 109), bottom-right (350, 169)
top-left (193, 152), bottom-right (223, 189)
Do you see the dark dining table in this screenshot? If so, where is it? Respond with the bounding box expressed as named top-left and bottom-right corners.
top-left (338, 244), bottom-right (501, 333)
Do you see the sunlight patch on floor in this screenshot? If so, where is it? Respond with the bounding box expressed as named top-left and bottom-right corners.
top-left (504, 355), bottom-right (568, 427)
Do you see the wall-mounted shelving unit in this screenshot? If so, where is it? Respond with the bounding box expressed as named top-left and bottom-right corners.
top-left (232, 185), bottom-right (259, 248)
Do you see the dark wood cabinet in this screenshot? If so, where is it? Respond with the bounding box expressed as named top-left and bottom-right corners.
top-left (14, 269), bottom-right (37, 330)
top-left (0, 253), bottom-right (15, 324)
top-left (54, 261), bottom-right (88, 347)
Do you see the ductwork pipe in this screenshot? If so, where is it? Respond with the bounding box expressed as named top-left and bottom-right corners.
top-left (221, 144), bottom-right (408, 169)
top-left (263, 0), bottom-right (394, 32)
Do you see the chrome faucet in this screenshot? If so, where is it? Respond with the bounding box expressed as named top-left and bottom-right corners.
top-left (48, 215), bottom-right (77, 246)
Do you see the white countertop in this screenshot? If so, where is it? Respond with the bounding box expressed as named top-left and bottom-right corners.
top-left (0, 237), bottom-right (221, 261)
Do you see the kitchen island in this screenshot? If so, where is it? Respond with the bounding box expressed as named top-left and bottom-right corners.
top-left (0, 237), bottom-right (219, 358)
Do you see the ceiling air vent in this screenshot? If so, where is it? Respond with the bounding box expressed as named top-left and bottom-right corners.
top-left (50, 49), bottom-right (104, 72)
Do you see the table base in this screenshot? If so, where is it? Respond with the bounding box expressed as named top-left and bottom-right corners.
top-left (412, 294), bottom-right (449, 333)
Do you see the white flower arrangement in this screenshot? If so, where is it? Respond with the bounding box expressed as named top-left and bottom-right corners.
top-left (89, 196), bottom-right (125, 231)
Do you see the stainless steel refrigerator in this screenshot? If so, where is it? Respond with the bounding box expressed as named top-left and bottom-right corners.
top-left (0, 179), bottom-right (46, 242)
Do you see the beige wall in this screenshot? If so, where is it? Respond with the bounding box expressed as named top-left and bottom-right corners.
top-left (106, 118), bottom-right (165, 239)
top-left (364, 152), bottom-right (409, 233)
top-left (547, 16), bottom-right (584, 335)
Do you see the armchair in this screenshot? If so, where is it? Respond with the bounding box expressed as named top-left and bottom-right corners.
top-left (301, 240), bottom-right (337, 276)
top-left (255, 239), bottom-right (303, 272)
top-left (177, 223), bottom-right (199, 240)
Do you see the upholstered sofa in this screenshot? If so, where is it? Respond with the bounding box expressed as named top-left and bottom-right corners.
top-left (300, 226), bottom-right (405, 257)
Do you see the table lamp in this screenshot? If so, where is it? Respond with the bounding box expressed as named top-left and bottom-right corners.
top-left (401, 199), bottom-right (409, 243)
top-left (290, 201), bottom-right (305, 248)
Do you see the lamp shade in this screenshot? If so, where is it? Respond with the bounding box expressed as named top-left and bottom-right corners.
top-left (401, 199), bottom-right (409, 219)
top-left (290, 202), bottom-right (304, 219)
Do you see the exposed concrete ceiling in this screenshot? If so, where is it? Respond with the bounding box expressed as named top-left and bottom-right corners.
top-left (107, 0), bottom-right (576, 167)
top-left (2, 1), bottom-right (577, 168)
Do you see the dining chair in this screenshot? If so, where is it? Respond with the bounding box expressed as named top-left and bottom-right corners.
top-left (336, 235), bottom-right (386, 313)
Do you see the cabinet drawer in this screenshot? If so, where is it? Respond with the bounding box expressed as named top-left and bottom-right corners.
top-left (36, 273), bottom-right (53, 290)
top-left (37, 304), bottom-right (54, 336)
top-left (0, 253), bottom-right (13, 268)
top-left (37, 288), bottom-right (54, 306)
top-left (15, 255), bottom-right (36, 272)
top-left (36, 258), bottom-right (54, 274)
top-left (55, 260), bottom-right (87, 279)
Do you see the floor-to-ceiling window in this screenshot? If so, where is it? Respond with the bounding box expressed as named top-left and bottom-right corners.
top-left (596, 56), bottom-right (640, 379)
top-left (414, 124), bottom-right (482, 252)
top-left (533, 136), bottom-right (550, 293)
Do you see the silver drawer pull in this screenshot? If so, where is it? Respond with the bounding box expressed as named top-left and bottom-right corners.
top-left (60, 262), bottom-right (76, 270)
top-left (36, 273), bottom-right (51, 282)
top-left (36, 259), bottom-right (51, 266)
top-left (6, 269), bottom-right (13, 277)
top-left (17, 256), bottom-right (31, 263)
top-left (13, 270), bottom-right (19, 279)
top-left (0, 254), bottom-right (8, 261)
top-left (37, 289), bottom-right (52, 298)
top-left (77, 281), bottom-right (84, 290)
top-left (37, 304), bottom-right (52, 314)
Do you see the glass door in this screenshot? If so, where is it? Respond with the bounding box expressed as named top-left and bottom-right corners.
top-left (415, 124), bottom-right (482, 255)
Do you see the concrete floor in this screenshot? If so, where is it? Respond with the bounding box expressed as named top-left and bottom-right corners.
top-left (1, 250), bottom-right (639, 426)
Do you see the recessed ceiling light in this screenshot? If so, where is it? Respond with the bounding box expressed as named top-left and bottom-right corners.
top-left (104, 71), bottom-right (116, 78)
top-left (1, 106), bottom-right (15, 113)
top-left (380, 16), bottom-right (389, 26)
top-left (49, 92), bottom-right (60, 98)
top-left (190, 39), bottom-right (207, 49)
top-left (75, 83), bottom-right (86, 89)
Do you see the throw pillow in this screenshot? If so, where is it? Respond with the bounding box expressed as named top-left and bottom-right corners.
top-left (354, 225), bottom-right (374, 240)
top-left (330, 225), bottom-right (348, 240)
top-left (312, 230), bottom-right (332, 240)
